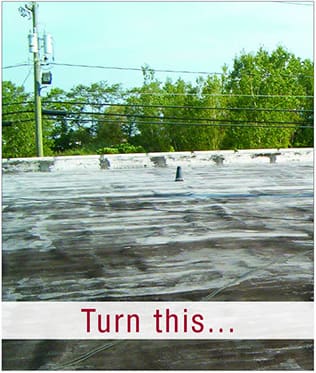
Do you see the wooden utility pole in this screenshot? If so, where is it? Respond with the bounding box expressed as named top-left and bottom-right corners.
top-left (31, 2), bottom-right (43, 157)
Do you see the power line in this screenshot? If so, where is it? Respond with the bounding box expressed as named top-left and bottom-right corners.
top-left (3, 61), bottom-right (313, 82)
top-left (40, 111), bottom-right (312, 124)
top-left (4, 102), bottom-right (313, 118)
top-left (20, 66), bottom-right (33, 87)
top-left (3, 91), bottom-right (314, 108)
top-left (49, 62), bottom-right (314, 79)
top-left (42, 100), bottom-right (314, 114)
top-left (2, 101), bottom-right (33, 107)
top-left (4, 103), bottom-right (313, 116)
top-left (41, 109), bottom-right (311, 126)
top-left (124, 93), bottom-right (314, 99)
top-left (56, 117), bottom-right (314, 129)
top-left (7, 116), bottom-right (312, 129)
top-left (50, 62), bottom-right (223, 76)
top-left (125, 92), bottom-right (314, 99)
top-left (2, 63), bottom-right (31, 70)
top-left (2, 110), bottom-right (34, 116)
top-left (5, 107), bottom-right (310, 124)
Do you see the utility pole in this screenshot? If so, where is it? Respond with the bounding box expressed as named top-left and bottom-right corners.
top-left (20, 2), bottom-right (44, 157)
top-left (31, 2), bottom-right (43, 157)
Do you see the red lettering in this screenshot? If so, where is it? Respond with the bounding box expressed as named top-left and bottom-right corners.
top-left (115, 314), bottom-right (124, 332)
top-left (192, 314), bottom-right (204, 333)
top-left (183, 308), bottom-right (188, 333)
top-left (153, 309), bottom-right (163, 333)
top-left (166, 308), bottom-right (178, 332)
top-left (98, 314), bottom-right (110, 333)
top-left (127, 314), bottom-right (140, 333)
top-left (81, 308), bottom-right (96, 333)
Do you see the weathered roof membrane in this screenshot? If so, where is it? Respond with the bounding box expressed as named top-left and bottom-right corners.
top-left (2, 152), bottom-right (313, 369)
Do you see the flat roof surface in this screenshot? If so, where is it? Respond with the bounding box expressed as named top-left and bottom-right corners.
top-left (2, 161), bottom-right (314, 369)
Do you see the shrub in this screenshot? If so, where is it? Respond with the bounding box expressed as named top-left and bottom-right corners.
top-left (96, 147), bottom-right (119, 154)
top-left (97, 143), bottom-right (145, 154)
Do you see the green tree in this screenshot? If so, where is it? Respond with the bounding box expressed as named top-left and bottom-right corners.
top-left (124, 71), bottom-right (227, 152)
top-left (2, 81), bottom-right (53, 158)
top-left (42, 81), bottom-right (123, 153)
top-left (6, 47), bottom-right (311, 158)
top-left (222, 46), bottom-right (313, 149)
top-left (290, 58), bottom-right (314, 147)
top-left (95, 104), bottom-right (126, 148)
top-left (124, 67), bottom-right (172, 152)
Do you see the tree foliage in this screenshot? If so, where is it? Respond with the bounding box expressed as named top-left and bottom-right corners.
top-left (2, 47), bottom-right (313, 157)
top-left (2, 81), bottom-right (53, 157)
top-left (222, 47), bottom-right (313, 149)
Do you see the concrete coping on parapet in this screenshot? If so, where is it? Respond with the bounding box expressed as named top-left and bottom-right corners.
top-left (2, 148), bottom-right (313, 173)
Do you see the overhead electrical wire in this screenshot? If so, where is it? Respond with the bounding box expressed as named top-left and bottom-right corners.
top-left (4, 101), bottom-right (313, 115)
top-left (39, 109), bottom-right (312, 126)
top-left (41, 100), bottom-right (314, 114)
top-left (4, 60), bottom-right (310, 79)
top-left (2, 110), bottom-right (34, 116)
top-left (44, 117), bottom-right (313, 129)
top-left (6, 116), bottom-right (312, 129)
top-left (37, 109), bottom-right (311, 125)
top-left (2, 101), bottom-right (34, 106)
top-left (4, 96), bottom-right (313, 130)
top-left (3, 93), bottom-right (314, 107)
top-left (123, 92), bottom-right (314, 98)
top-left (20, 66), bottom-right (33, 87)
top-left (4, 106), bottom-right (312, 126)
top-left (2, 63), bottom-right (31, 70)
top-left (49, 62), bottom-right (314, 79)
top-left (50, 62), bottom-right (224, 76)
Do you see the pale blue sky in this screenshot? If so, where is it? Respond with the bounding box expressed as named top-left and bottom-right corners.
top-left (2, 1), bottom-right (314, 93)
